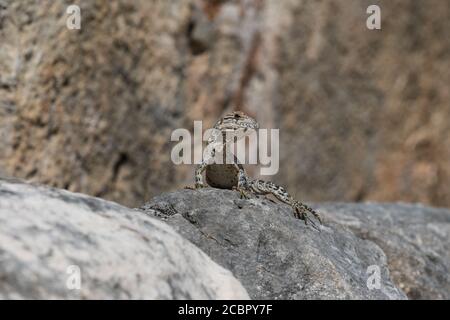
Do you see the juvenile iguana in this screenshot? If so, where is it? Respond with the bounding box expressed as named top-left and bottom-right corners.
top-left (187, 111), bottom-right (322, 228)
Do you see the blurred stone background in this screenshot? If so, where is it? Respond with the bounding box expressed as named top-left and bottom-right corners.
top-left (0, 0), bottom-right (449, 208)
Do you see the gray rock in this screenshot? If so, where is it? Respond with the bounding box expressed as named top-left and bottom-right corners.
top-left (0, 180), bottom-right (249, 299)
top-left (141, 188), bottom-right (410, 300)
top-left (319, 203), bottom-right (450, 299)
top-left (2, 0), bottom-right (449, 209)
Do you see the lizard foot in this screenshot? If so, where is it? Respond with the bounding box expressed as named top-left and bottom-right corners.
top-left (232, 186), bottom-right (250, 199)
top-left (293, 201), bottom-right (322, 231)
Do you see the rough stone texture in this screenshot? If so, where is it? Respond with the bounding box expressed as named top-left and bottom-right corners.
top-left (0, 179), bottom-right (249, 299)
top-left (274, 0), bottom-right (450, 208)
top-left (0, 0), bottom-right (195, 206)
top-left (1, 0), bottom-right (450, 208)
top-left (141, 188), bottom-right (413, 300)
top-left (319, 203), bottom-right (450, 300)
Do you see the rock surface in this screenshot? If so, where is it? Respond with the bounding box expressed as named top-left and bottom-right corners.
top-left (319, 203), bottom-right (450, 299)
top-left (1, 0), bottom-right (450, 208)
top-left (2, 178), bottom-right (448, 300)
top-left (0, 179), bottom-right (249, 299)
top-left (142, 188), bottom-right (450, 300)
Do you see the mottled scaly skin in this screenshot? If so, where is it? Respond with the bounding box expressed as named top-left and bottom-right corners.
top-left (243, 176), bottom-right (321, 226)
top-left (188, 111), bottom-right (322, 228)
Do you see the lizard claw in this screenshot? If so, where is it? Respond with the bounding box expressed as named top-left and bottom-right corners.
top-left (232, 186), bottom-right (250, 199)
top-left (293, 203), bottom-right (322, 231)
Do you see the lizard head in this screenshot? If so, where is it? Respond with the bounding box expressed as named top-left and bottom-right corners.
top-left (206, 111), bottom-right (260, 156)
top-left (207, 111), bottom-right (259, 146)
top-left (213, 111), bottom-right (259, 132)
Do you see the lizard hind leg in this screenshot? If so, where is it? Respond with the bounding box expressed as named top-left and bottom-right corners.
top-left (292, 200), bottom-right (322, 230)
top-left (248, 179), bottom-right (322, 228)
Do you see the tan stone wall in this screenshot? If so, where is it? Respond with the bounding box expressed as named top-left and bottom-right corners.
top-left (1, 0), bottom-right (449, 207)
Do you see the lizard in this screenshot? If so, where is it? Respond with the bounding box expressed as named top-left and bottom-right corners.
top-left (186, 111), bottom-right (322, 228)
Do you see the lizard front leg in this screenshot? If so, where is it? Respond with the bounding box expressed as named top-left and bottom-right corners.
top-left (185, 162), bottom-right (208, 189)
top-left (232, 166), bottom-right (251, 199)
top-left (247, 179), bottom-right (322, 228)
